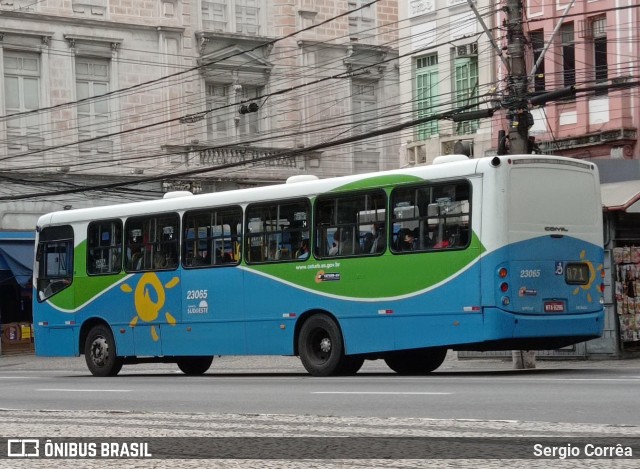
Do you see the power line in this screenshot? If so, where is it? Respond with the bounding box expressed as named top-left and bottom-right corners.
top-left (0, 96), bottom-right (493, 201)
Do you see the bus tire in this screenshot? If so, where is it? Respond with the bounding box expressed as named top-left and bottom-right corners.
top-left (177, 356), bottom-right (213, 375)
top-left (298, 314), bottom-right (345, 377)
top-left (336, 355), bottom-right (365, 376)
top-left (84, 325), bottom-right (123, 377)
top-left (384, 347), bottom-right (447, 375)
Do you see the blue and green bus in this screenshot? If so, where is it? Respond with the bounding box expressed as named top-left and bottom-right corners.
top-left (33, 154), bottom-right (605, 376)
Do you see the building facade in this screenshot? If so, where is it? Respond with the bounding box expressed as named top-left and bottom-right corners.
top-left (397, 0), bottom-right (496, 166)
top-left (502, 0), bottom-right (639, 159)
top-left (0, 0), bottom-right (400, 224)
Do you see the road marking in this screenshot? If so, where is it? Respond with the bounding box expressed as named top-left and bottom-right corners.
top-left (508, 377), bottom-right (640, 382)
top-left (312, 391), bottom-right (451, 395)
top-left (38, 389), bottom-right (131, 393)
top-left (0, 377), bottom-right (39, 379)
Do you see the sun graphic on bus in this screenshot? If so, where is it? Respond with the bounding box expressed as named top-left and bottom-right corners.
top-left (572, 250), bottom-right (603, 303)
top-left (120, 273), bottom-right (180, 341)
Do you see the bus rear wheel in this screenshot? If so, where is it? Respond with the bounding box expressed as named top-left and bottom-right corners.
top-left (384, 348), bottom-right (447, 375)
top-left (177, 356), bottom-right (213, 375)
top-left (298, 314), bottom-right (346, 377)
top-left (84, 325), bottom-right (123, 377)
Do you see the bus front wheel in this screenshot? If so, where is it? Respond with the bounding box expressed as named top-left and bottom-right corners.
top-left (177, 356), bottom-right (213, 375)
top-left (384, 348), bottom-right (447, 375)
top-left (84, 325), bottom-right (123, 377)
top-left (298, 314), bottom-right (346, 377)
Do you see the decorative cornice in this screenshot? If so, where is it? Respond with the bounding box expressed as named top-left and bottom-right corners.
top-left (64, 34), bottom-right (123, 50)
top-left (195, 31), bottom-right (277, 57)
top-left (537, 128), bottom-right (637, 152)
top-left (0, 10), bottom-right (185, 34)
top-left (0, 28), bottom-right (54, 42)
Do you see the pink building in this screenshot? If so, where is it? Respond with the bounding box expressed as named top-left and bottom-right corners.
top-left (494, 0), bottom-right (639, 159)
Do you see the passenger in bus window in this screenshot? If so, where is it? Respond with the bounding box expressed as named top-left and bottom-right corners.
top-left (129, 246), bottom-right (144, 270)
top-left (328, 228), bottom-right (341, 256)
top-left (297, 239), bottom-right (310, 260)
top-left (362, 232), bottom-right (374, 253)
top-left (395, 229), bottom-right (415, 251)
top-left (339, 228), bottom-right (357, 255)
top-left (370, 223), bottom-right (385, 253)
top-left (433, 232), bottom-right (451, 249)
top-left (154, 251), bottom-right (168, 269)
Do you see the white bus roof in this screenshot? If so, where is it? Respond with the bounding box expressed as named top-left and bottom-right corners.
top-left (38, 155), bottom-right (596, 227)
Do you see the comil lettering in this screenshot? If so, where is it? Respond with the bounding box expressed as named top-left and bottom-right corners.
top-left (544, 226), bottom-right (568, 232)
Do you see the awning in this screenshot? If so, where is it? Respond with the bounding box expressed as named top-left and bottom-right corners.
top-left (601, 180), bottom-right (640, 213)
top-left (0, 233), bottom-right (35, 288)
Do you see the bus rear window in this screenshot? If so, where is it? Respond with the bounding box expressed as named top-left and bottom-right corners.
top-left (509, 168), bottom-right (599, 227)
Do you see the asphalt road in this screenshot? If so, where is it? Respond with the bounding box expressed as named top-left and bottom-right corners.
top-left (2, 353), bottom-right (640, 467)
top-left (1, 353), bottom-right (639, 426)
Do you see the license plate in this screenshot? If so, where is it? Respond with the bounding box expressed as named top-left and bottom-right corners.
top-left (544, 301), bottom-right (565, 313)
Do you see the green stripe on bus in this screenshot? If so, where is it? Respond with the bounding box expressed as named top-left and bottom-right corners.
top-left (247, 232), bottom-right (484, 298)
top-left (331, 174), bottom-right (423, 192)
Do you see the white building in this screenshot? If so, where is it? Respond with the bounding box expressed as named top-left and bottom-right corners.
top-left (397, 0), bottom-right (496, 166)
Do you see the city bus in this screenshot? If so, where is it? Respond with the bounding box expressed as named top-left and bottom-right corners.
top-left (33, 154), bottom-right (605, 377)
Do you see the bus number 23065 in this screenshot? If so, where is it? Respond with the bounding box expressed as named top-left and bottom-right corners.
top-left (186, 289), bottom-right (208, 300)
top-left (520, 269), bottom-right (541, 278)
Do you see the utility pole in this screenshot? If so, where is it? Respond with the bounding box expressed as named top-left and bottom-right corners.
top-left (506, 0), bottom-right (537, 368)
top-left (504, 0), bottom-right (530, 155)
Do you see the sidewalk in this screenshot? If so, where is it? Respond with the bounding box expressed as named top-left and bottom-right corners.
top-left (2, 350), bottom-right (639, 374)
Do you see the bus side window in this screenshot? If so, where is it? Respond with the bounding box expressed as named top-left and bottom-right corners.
top-left (315, 190), bottom-right (386, 258)
top-left (245, 199), bottom-right (310, 264)
top-left (87, 220), bottom-right (123, 275)
top-left (391, 182), bottom-right (470, 253)
top-left (183, 207), bottom-right (242, 269)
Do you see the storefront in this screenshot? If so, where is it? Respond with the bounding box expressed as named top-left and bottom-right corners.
top-left (602, 180), bottom-right (640, 355)
top-left (0, 231), bottom-right (35, 355)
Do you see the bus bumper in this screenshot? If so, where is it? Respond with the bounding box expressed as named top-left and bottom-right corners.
top-left (482, 307), bottom-right (605, 347)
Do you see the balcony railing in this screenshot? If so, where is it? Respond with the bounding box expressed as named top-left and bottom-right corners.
top-left (198, 146), bottom-right (297, 168)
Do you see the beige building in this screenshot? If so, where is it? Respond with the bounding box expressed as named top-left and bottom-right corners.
top-left (0, 0), bottom-right (400, 228)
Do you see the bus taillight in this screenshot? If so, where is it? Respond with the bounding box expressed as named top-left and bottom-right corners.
top-left (498, 267), bottom-right (510, 305)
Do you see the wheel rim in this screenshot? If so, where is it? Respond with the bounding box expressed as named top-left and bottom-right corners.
top-left (90, 336), bottom-right (109, 368)
top-left (310, 328), bottom-right (332, 364)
